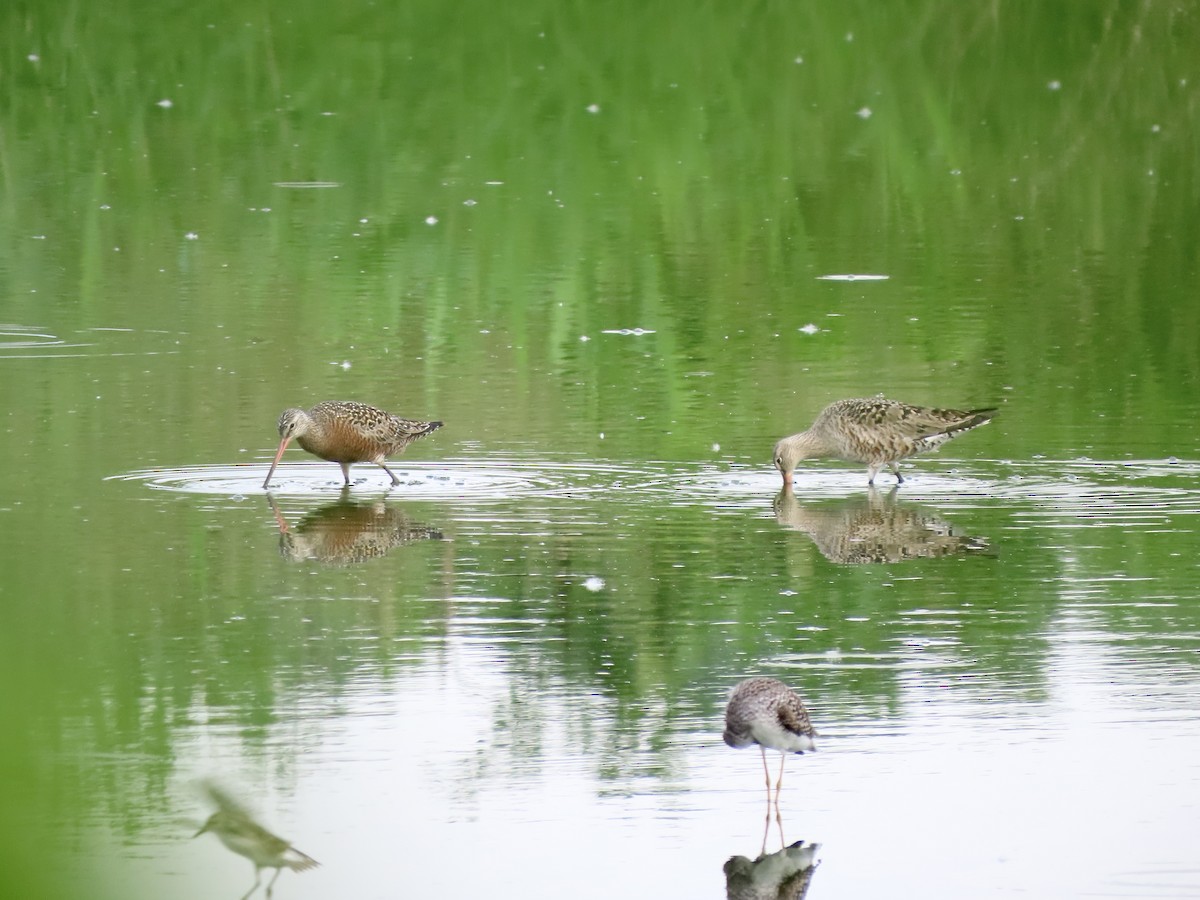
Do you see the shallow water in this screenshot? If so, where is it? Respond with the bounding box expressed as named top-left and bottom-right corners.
top-left (3, 2), bottom-right (1200, 898)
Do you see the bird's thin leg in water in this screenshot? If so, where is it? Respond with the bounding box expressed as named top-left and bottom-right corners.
top-left (760, 746), bottom-right (772, 802)
top-left (380, 462), bottom-right (401, 486)
top-left (867, 464), bottom-right (881, 484)
top-left (775, 801), bottom-right (786, 851)
top-left (890, 463), bottom-right (905, 483)
top-left (774, 751), bottom-right (788, 807)
top-left (340, 462), bottom-right (352, 485)
top-left (239, 869), bottom-right (261, 900)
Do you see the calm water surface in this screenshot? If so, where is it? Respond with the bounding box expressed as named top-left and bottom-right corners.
top-left (2, 2), bottom-right (1199, 899)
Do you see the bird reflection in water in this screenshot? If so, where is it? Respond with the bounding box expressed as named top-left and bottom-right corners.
top-left (193, 781), bottom-right (318, 899)
top-left (773, 486), bottom-right (990, 564)
top-left (269, 493), bottom-right (444, 565)
top-left (724, 838), bottom-right (821, 900)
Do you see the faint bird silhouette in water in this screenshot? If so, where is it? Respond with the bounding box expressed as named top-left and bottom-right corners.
top-left (724, 840), bottom-right (821, 900)
top-left (269, 493), bottom-right (443, 565)
top-left (773, 396), bottom-right (997, 486)
top-left (263, 400), bottom-right (443, 489)
top-left (773, 486), bottom-right (990, 564)
top-left (724, 677), bottom-right (816, 808)
top-left (194, 782), bottom-right (318, 899)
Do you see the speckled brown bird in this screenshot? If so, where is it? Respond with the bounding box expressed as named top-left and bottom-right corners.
top-left (262, 401), bottom-right (443, 489)
top-left (724, 677), bottom-right (816, 805)
top-left (773, 396), bottom-right (996, 486)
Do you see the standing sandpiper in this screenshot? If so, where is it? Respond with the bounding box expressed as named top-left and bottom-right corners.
top-left (724, 677), bottom-right (817, 806)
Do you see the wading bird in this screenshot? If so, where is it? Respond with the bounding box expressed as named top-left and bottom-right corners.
top-left (194, 784), bottom-right (318, 899)
top-left (724, 677), bottom-right (817, 806)
top-left (263, 400), bottom-right (443, 489)
top-left (773, 396), bottom-right (996, 486)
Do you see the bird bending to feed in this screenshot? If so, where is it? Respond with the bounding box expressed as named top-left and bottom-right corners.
top-left (194, 785), bottom-right (318, 899)
top-left (724, 676), bottom-right (816, 806)
top-left (773, 396), bottom-right (996, 486)
top-left (263, 400), bottom-right (443, 489)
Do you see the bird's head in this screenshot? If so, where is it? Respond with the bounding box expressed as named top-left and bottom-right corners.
top-left (276, 408), bottom-right (310, 441)
top-left (194, 812), bottom-right (222, 838)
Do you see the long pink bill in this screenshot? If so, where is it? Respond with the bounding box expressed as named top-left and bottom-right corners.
top-left (262, 437), bottom-right (292, 489)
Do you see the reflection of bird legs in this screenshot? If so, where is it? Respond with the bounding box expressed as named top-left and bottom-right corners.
top-left (760, 789), bottom-right (787, 856)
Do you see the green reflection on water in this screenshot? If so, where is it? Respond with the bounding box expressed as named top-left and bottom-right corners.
top-left (2, 0), bottom-right (1199, 896)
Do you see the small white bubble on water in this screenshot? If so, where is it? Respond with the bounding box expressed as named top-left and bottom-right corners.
top-left (799, 323), bottom-right (819, 334)
top-left (583, 576), bottom-right (605, 592)
top-left (424, 215), bottom-right (438, 225)
top-left (579, 335), bottom-right (590, 342)
top-left (156, 98), bottom-right (173, 108)
top-left (856, 107), bottom-right (872, 119)
top-left (711, 443), bottom-right (720, 452)
top-left (185, 232), bottom-right (198, 240)
top-left (586, 103), bottom-right (601, 114)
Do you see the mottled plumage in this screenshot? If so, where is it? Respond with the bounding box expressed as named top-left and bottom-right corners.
top-left (270, 495), bottom-right (443, 565)
top-left (773, 397), bottom-right (996, 486)
top-left (194, 784), bottom-right (318, 899)
top-left (774, 487), bottom-right (990, 564)
top-left (263, 400), bottom-right (443, 489)
top-left (724, 840), bottom-right (821, 900)
top-left (724, 677), bottom-right (816, 805)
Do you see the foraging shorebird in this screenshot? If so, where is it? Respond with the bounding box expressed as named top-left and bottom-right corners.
top-left (194, 785), bottom-right (318, 899)
top-left (773, 397), bottom-right (996, 486)
top-left (724, 677), bottom-right (816, 806)
top-left (263, 400), bottom-right (443, 489)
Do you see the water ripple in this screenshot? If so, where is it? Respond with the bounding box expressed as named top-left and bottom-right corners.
top-left (106, 457), bottom-right (1200, 527)
top-left (108, 458), bottom-right (655, 500)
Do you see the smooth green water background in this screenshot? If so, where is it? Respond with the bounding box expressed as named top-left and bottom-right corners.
top-left (2, 2), bottom-right (1199, 898)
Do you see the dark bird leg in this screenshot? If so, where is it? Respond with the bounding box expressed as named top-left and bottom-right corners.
top-left (890, 463), bottom-right (905, 483)
top-left (380, 462), bottom-right (401, 486)
top-left (339, 462), bottom-right (353, 486)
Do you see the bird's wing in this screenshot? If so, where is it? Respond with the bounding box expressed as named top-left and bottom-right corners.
top-left (776, 693), bottom-right (815, 738)
top-left (879, 403), bottom-right (993, 439)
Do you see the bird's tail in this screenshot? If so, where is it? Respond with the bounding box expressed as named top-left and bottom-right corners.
top-left (399, 419), bottom-right (444, 440)
top-left (947, 407), bottom-right (997, 435)
top-left (283, 848), bottom-right (320, 872)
